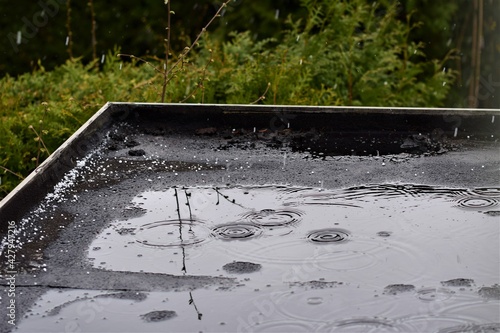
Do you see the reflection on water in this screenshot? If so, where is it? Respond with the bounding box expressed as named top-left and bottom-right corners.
top-left (16, 184), bottom-right (500, 332)
top-left (135, 219), bottom-right (211, 247)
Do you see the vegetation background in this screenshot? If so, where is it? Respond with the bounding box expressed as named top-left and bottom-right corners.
top-left (0, 0), bottom-right (498, 198)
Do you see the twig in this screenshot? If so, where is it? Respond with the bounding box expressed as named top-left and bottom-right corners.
top-left (179, 51), bottom-right (214, 103)
top-left (66, 0), bottom-right (73, 59)
top-left (189, 292), bottom-right (203, 320)
top-left (250, 82), bottom-right (271, 104)
top-left (184, 189), bottom-right (193, 232)
top-left (213, 187), bottom-right (247, 209)
top-left (174, 187), bottom-right (187, 273)
top-left (30, 102), bottom-right (51, 167)
top-left (118, 0), bottom-right (231, 103)
top-left (162, 0), bottom-right (231, 101)
top-left (0, 166), bottom-right (25, 180)
top-left (174, 188), bottom-right (182, 222)
top-left (468, 0), bottom-right (483, 107)
top-left (117, 54), bottom-right (163, 74)
top-left (162, 0), bottom-right (172, 103)
top-left (88, 0), bottom-right (97, 62)
top-left (28, 126), bottom-right (51, 163)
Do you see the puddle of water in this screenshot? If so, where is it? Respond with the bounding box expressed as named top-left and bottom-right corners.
top-left (17, 184), bottom-right (500, 332)
top-left (15, 287), bottom-right (270, 332)
top-left (86, 185), bottom-right (499, 287)
top-left (17, 283), bottom-right (499, 332)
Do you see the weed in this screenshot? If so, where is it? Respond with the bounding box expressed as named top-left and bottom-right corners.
top-left (119, 0), bottom-right (231, 103)
top-left (250, 82), bottom-right (271, 105)
top-left (29, 102), bottom-right (51, 167)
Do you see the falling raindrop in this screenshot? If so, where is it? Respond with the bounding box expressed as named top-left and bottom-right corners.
top-left (275, 9), bottom-right (279, 19)
top-left (101, 54), bottom-right (105, 64)
top-left (65, 36), bottom-right (69, 46)
top-left (492, 116), bottom-right (495, 123)
top-left (454, 127), bottom-right (458, 137)
top-left (16, 31), bottom-right (22, 45)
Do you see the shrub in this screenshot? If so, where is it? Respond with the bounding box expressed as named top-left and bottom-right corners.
top-left (0, 0), bottom-right (456, 198)
top-left (0, 50), bottom-right (156, 197)
top-left (194, 0), bottom-right (456, 106)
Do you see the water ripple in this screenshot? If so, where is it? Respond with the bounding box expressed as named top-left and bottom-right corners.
top-left (455, 197), bottom-right (498, 210)
top-left (242, 208), bottom-right (303, 227)
top-left (135, 219), bottom-right (210, 248)
top-left (307, 228), bottom-right (350, 244)
top-left (211, 223), bottom-right (262, 240)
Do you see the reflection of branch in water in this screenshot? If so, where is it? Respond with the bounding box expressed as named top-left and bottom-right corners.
top-left (174, 188), bottom-right (182, 223)
top-left (174, 188), bottom-right (187, 274)
top-left (189, 291), bottom-right (203, 320)
top-left (181, 247), bottom-right (186, 273)
top-left (213, 187), bottom-right (247, 209)
top-left (184, 189), bottom-right (193, 232)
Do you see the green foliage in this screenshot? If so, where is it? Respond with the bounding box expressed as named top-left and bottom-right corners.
top-left (0, 0), bottom-right (304, 78)
top-left (0, 0), bottom-right (457, 199)
top-left (0, 50), bottom-right (157, 197)
top-left (186, 0), bottom-right (456, 106)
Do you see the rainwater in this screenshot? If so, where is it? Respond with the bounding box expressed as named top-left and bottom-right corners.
top-left (16, 184), bottom-right (500, 332)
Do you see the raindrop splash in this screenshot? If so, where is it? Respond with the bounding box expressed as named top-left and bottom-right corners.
top-left (135, 219), bottom-right (210, 247)
top-left (211, 223), bottom-right (262, 240)
top-left (455, 197), bottom-right (498, 210)
top-left (307, 228), bottom-right (350, 244)
top-left (243, 208), bottom-right (303, 227)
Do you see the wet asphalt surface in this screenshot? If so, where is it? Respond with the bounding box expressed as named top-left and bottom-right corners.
top-left (0, 118), bottom-right (499, 332)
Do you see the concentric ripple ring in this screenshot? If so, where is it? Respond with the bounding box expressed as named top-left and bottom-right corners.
top-left (307, 228), bottom-right (350, 244)
top-left (470, 187), bottom-right (500, 197)
top-left (135, 219), bottom-right (210, 247)
top-left (211, 223), bottom-right (263, 240)
top-left (243, 208), bottom-right (303, 227)
top-left (455, 197), bottom-right (498, 210)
